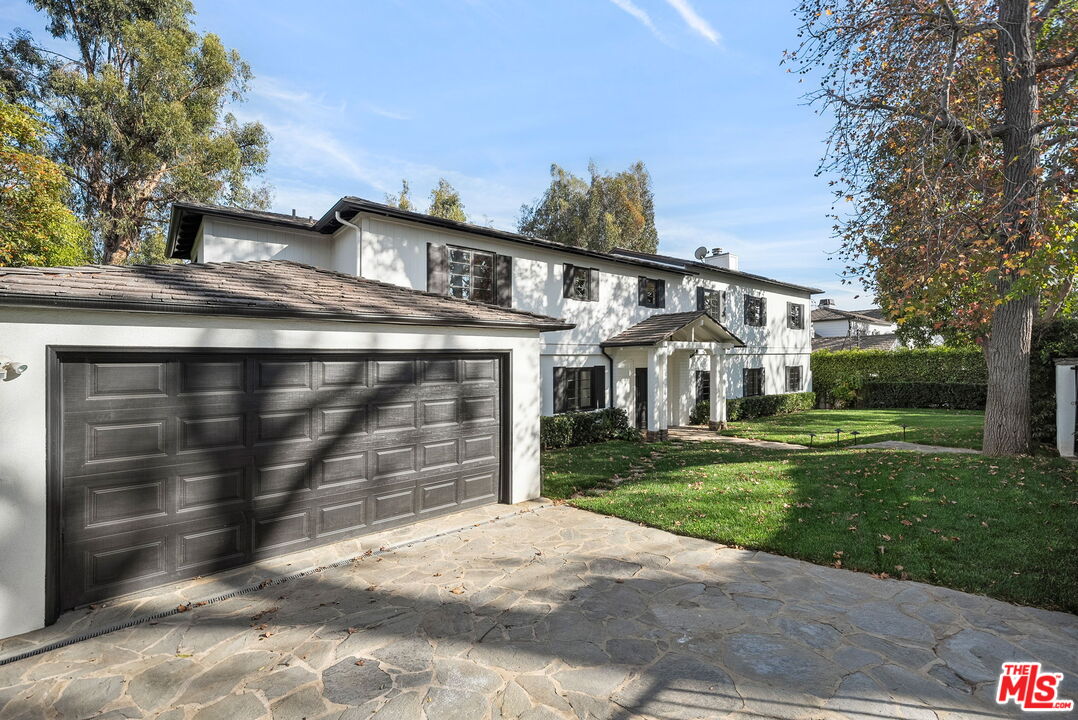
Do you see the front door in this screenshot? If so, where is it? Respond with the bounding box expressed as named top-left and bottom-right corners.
top-left (635, 368), bottom-right (648, 429)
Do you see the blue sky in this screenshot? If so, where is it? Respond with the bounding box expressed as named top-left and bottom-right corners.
top-left (2, 0), bottom-right (865, 305)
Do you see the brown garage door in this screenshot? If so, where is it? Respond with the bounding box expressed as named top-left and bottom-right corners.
top-left (57, 351), bottom-right (503, 610)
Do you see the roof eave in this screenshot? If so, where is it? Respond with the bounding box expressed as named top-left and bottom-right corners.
top-left (0, 294), bottom-right (576, 332)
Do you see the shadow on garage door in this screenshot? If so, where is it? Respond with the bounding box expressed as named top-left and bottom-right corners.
top-left (50, 350), bottom-right (506, 614)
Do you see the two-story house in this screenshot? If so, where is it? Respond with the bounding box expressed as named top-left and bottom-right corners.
top-left (811, 302), bottom-right (901, 352)
top-left (167, 197), bottom-right (820, 440)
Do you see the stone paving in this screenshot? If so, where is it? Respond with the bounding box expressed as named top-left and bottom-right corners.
top-left (850, 441), bottom-right (981, 455)
top-left (1, 505), bottom-right (1075, 719)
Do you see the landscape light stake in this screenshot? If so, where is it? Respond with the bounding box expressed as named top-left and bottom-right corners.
top-left (808, 432), bottom-right (816, 447)
top-left (834, 428), bottom-right (842, 446)
top-left (901, 424), bottom-right (908, 442)
top-left (850, 430), bottom-right (860, 445)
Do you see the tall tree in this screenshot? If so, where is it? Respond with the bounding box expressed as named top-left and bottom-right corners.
top-left (385, 178), bottom-right (413, 211)
top-left (427, 177), bottom-right (467, 222)
top-left (0, 99), bottom-right (89, 266)
top-left (2, 0), bottom-right (270, 264)
top-left (519, 161), bottom-right (658, 253)
top-left (789, 0), bottom-right (1078, 455)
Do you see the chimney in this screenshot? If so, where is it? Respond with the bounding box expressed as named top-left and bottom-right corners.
top-left (702, 248), bottom-right (739, 271)
top-left (818, 298), bottom-right (835, 307)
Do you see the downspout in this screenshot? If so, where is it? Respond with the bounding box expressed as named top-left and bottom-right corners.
top-left (335, 211), bottom-right (362, 277)
top-left (599, 349), bottom-right (616, 409)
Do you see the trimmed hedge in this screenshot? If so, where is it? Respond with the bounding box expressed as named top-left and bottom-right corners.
top-left (1032, 319), bottom-right (1078, 443)
top-left (862, 382), bottom-right (987, 410)
top-left (812, 347), bottom-right (987, 408)
top-left (689, 392), bottom-right (816, 424)
top-left (540, 407), bottom-right (636, 449)
top-left (727, 391), bottom-right (816, 421)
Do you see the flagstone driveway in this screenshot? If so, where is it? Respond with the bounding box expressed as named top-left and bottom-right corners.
top-left (0, 505), bottom-right (1075, 719)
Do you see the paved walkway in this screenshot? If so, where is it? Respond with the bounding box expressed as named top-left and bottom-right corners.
top-left (667, 426), bottom-right (807, 450)
top-left (1, 505), bottom-right (1075, 719)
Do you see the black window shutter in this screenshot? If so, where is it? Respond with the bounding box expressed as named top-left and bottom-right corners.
top-left (721, 290), bottom-right (727, 321)
top-left (760, 367), bottom-right (765, 395)
top-left (742, 368), bottom-right (749, 396)
top-left (656, 279), bottom-right (666, 308)
top-left (638, 277), bottom-right (647, 306)
top-left (593, 365), bottom-right (606, 408)
top-left (696, 287), bottom-right (706, 311)
top-left (760, 297), bottom-right (767, 325)
top-left (553, 367), bottom-right (567, 413)
top-left (495, 254), bottom-right (512, 307)
top-left (427, 243), bottom-right (448, 294)
top-left (589, 268), bottom-right (600, 302)
top-left (562, 264), bottom-right (574, 298)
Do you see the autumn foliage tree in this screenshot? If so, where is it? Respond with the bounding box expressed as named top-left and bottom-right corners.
top-left (789, 0), bottom-right (1078, 455)
top-left (0, 99), bottom-right (89, 266)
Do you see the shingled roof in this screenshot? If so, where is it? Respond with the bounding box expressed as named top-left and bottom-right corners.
top-left (812, 333), bottom-right (901, 352)
top-left (601, 310), bottom-right (744, 347)
top-left (811, 306), bottom-right (893, 325)
top-left (0, 260), bottom-right (574, 331)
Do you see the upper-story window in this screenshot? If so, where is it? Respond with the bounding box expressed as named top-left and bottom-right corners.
top-left (787, 302), bottom-right (805, 330)
top-left (638, 277), bottom-right (666, 308)
top-left (563, 264), bottom-right (599, 302)
top-left (744, 295), bottom-right (767, 327)
top-left (447, 245), bottom-right (495, 303)
top-left (698, 288), bottom-right (726, 321)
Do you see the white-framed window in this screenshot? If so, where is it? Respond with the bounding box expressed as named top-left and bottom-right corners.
top-left (448, 245), bottom-right (495, 304)
top-left (787, 302), bottom-right (804, 330)
top-left (785, 365), bottom-right (803, 392)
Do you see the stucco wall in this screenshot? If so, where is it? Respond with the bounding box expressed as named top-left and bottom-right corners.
top-left (0, 308), bottom-right (542, 640)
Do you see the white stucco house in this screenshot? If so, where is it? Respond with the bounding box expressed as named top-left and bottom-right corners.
top-left (0, 195), bottom-right (818, 641)
top-left (169, 197), bottom-right (821, 440)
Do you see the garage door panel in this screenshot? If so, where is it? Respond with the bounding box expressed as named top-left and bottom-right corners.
top-left (58, 351), bottom-right (503, 610)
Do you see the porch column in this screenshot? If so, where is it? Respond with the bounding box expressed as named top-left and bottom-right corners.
top-left (646, 345), bottom-right (668, 442)
top-left (709, 346), bottom-right (727, 430)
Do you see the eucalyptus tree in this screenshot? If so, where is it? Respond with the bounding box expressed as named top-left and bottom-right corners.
top-left (427, 177), bottom-right (467, 222)
top-left (789, 0), bottom-right (1078, 454)
top-left (2, 0), bottom-right (270, 264)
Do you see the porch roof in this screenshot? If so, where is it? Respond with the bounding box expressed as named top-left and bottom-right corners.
top-left (600, 310), bottom-right (745, 348)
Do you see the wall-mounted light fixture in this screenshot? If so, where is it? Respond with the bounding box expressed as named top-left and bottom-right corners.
top-left (0, 356), bottom-right (28, 381)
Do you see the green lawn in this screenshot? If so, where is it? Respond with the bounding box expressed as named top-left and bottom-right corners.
top-left (542, 439), bottom-right (1078, 612)
top-left (721, 408), bottom-right (984, 449)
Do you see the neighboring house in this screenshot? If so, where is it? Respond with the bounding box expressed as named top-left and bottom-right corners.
top-left (167, 197), bottom-right (820, 439)
top-left (811, 304), bottom-right (898, 338)
top-left (812, 334), bottom-right (902, 352)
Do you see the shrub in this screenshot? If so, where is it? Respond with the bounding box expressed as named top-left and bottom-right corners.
top-left (727, 391), bottom-right (816, 421)
top-left (1031, 319), bottom-right (1078, 443)
top-left (540, 407), bottom-right (635, 449)
top-left (689, 400), bottom-right (710, 425)
top-left (861, 382), bottom-right (987, 410)
top-left (811, 347), bottom-right (986, 408)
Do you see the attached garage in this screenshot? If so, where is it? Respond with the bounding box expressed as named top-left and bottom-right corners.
top-left (0, 260), bottom-right (569, 639)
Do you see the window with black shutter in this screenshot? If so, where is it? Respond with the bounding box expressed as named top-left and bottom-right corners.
top-left (563, 265), bottom-right (598, 301)
top-left (697, 288), bottom-right (726, 321)
top-left (638, 277), bottom-right (665, 308)
top-left (743, 367), bottom-right (764, 397)
top-left (447, 245), bottom-right (495, 303)
top-left (787, 302), bottom-right (804, 330)
top-left (785, 366), bottom-right (803, 392)
top-left (745, 296), bottom-right (766, 327)
top-left (553, 366), bottom-right (603, 412)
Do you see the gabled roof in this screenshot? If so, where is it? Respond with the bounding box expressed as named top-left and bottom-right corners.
top-left (167, 198), bottom-right (693, 276)
top-left (601, 310), bottom-right (745, 348)
top-left (811, 306), bottom-right (893, 325)
top-left (0, 260), bottom-right (574, 331)
top-left (812, 333), bottom-right (902, 352)
top-left (608, 248), bottom-right (823, 295)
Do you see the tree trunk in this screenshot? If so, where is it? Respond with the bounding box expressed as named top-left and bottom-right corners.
top-left (982, 295), bottom-right (1035, 455)
top-left (101, 230), bottom-right (139, 265)
top-left (981, 0), bottom-right (1040, 455)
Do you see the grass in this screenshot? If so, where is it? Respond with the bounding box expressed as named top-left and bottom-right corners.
top-left (542, 438), bottom-right (1078, 612)
top-left (721, 408), bottom-right (985, 449)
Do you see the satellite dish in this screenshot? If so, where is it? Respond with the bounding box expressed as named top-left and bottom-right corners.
top-left (693, 246), bottom-right (708, 260)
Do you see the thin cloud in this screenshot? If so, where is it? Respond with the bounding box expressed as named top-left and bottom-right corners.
top-left (607, 0), bottom-right (665, 42)
top-left (664, 0), bottom-right (721, 44)
top-left (363, 104), bottom-right (412, 121)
